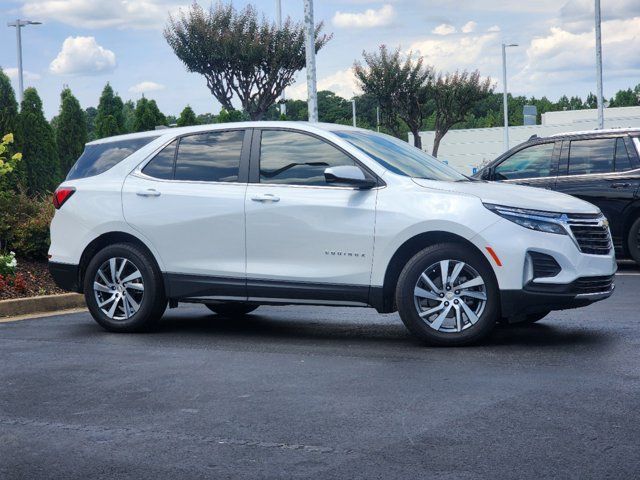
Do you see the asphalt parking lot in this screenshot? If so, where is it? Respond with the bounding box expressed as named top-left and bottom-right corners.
top-left (1, 264), bottom-right (640, 480)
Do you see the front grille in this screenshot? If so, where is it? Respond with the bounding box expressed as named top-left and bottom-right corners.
top-left (567, 215), bottom-right (612, 255)
top-left (529, 252), bottom-right (561, 278)
top-left (573, 275), bottom-right (615, 295)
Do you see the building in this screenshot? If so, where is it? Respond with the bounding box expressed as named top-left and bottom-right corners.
top-left (412, 106), bottom-right (640, 175)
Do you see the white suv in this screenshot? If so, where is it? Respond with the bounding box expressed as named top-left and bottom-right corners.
top-left (49, 122), bottom-right (617, 345)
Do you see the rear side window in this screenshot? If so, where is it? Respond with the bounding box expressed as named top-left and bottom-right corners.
top-left (142, 140), bottom-right (176, 180)
top-left (67, 136), bottom-right (159, 180)
top-left (174, 130), bottom-right (244, 182)
top-left (568, 138), bottom-right (615, 175)
top-left (614, 138), bottom-right (632, 172)
top-left (494, 143), bottom-right (555, 180)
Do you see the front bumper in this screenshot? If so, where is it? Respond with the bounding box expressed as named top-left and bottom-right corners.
top-left (48, 262), bottom-right (81, 293)
top-left (501, 274), bottom-right (615, 318)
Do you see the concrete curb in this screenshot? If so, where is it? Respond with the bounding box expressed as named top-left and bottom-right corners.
top-left (0, 293), bottom-right (86, 318)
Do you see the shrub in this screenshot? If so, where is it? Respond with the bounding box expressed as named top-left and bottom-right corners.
top-left (0, 251), bottom-right (17, 275)
top-left (0, 191), bottom-right (54, 260)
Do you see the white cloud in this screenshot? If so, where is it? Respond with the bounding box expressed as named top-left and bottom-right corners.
top-left (50, 36), bottom-right (116, 75)
top-left (289, 69), bottom-right (360, 101)
top-left (409, 31), bottom-right (501, 73)
top-left (22, 0), bottom-right (186, 29)
top-left (487, 25), bottom-right (501, 32)
top-left (514, 17), bottom-right (640, 91)
top-left (129, 81), bottom-right (165, 94)
top-left (4, 68), bottom-right (41, 81)
top-left (461, 21), bottom-right (477, 33)
top-left (332, 4), bottom-right (395, 28)
top-left (560, 0), bottom-right (640, 32)
top-left (432, 23), bottom-right (456, 35)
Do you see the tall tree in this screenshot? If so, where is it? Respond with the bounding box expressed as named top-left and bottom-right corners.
top-left (95, 83), bottom-right (124, 138)
top-left (56, 87), bottom-right (87, 176)
top-left (122, 100), bottom-right (136, 133)
top-left (0, 68), bottom-right (18, 139)
top-left (16, 88), bottom-right (60, 194)
top-left (431, 70), bottom-right (493, 157)
top-left (177, 105), bottom-right (198, 126)
top-left (132, 96), bottom-right (167, 132)
top-left (354, 46), bottom-right (433, 148)
top-left (164, 2), bottom-right (331, 120)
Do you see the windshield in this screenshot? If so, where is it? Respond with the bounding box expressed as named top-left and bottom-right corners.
top-left (335, 130), bottom-right (467, 182)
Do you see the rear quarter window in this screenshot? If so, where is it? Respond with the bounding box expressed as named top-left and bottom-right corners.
top-left (66, 136), bottom-right (159, 180)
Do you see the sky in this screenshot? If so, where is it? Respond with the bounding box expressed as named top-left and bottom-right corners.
top-left (0, 0), bottom-right (639, 120)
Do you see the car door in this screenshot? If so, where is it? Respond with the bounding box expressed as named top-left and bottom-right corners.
top-left (491, 141), bottom-right (560, 190)
top-left (122, 129), bottom-right (250, 297)
top-left (554, 136), bottom-right (640, 250)
top-left (244, 128), bottom-right (378, 304)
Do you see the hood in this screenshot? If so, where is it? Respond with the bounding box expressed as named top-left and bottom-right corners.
top-left (411, 179), bottom-right (600, 215)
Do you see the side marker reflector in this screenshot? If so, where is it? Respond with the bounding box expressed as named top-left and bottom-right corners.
top-left (486, 247), bottom-right (502, 267)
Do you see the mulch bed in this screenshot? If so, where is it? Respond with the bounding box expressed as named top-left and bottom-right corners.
top-left (0, 258), bottom-right (66, 301)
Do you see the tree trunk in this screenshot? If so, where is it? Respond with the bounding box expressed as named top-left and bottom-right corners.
top-left (432, 130), bottom-right (443, 157)
top-left (411, 128), bottom-right (422, 149)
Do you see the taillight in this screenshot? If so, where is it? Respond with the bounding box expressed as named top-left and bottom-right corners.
top-left (53, 187), bottom-right (76, 209)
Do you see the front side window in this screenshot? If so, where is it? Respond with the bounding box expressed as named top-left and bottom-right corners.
top-left (174, 130), bottom-right (244, 182)
top-left (260, 130), bottom-right (356, 186)
top-left (568, 138), bottom-right (615, 175)
top-left (142, 140), bottom-right (176, 180)
top-left (494, 143), bottom-right (555, 180)
top-left (67, 136), bottom-right (159, 180)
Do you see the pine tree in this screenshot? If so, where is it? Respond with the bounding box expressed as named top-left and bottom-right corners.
top-left (122, 100), bottom-right (136, 133)
top-left (0, 68), bottom-right (18, 138)
top-left (133, 97), bottom-right (167, 132)
top-left (56, 87), bottom-right (87, 176)
top-left (177, 105), bottom-right (198, 126)
top-left (17, 88), bottom-right (60, 194)
top-left (95, 83), bottom-right (124, 138)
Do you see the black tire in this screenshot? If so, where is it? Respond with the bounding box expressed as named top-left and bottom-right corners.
top-left (83, 243), bottom-right (166, 332)
top-left (205, 302), bottom-right (259, 316)
top-left (395, 243), bottom-right (499, 346)
top-left (627, 216), bottom-right (640, 265)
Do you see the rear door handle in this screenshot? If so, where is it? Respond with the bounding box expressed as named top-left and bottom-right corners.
top-left (136, 189), bottom-right (161, 197)
top-left (251, 193), bottom-right (280, 203)
top-left (610, 182), bottom-right (631, 189)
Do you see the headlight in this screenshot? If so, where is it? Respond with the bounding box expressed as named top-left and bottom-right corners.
top-left (484, 203), bottom-right (568, 235)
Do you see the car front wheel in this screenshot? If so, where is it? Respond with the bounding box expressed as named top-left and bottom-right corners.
top-left (395, 243), bottom-right (499, 346)
top-left (628, 216), bottom-right (640, 265)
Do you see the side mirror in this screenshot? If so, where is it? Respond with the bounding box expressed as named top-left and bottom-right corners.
top-left (480, 168), bottom-right (493, 181)
top-left (324, 166), bottom-right (377, 189)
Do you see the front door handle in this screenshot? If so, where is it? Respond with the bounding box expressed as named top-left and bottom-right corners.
top-left (610, 182), bottom-right (631, 189)
top-left (136, 189), bottom-right (161, 197)
top-left (251, 193), bottom-right (280, 203)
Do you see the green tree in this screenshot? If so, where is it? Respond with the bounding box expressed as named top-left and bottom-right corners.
top-left (16, 88), bottom-right (60, 194)
top-left (85, 107), bottom-right (98, 140)
top-left (610, 88), bottom-right (639, 107)
top-left (56, 87), bottom-right (87, 177)
top-left (165, 2), bottom-right (331, 120)
top-left (122, 100), bottom-right (136, 133)
top-left (132, 97), bottom-right (167, 132)
top-left (95, 83), bottom-right (124, 138)
top-left (177, 105), bottom-right (198, 126)
top-left (354, 46), bottom-right (433, 148)
top-left (431, 70), bottom-right (493, 156)
top-left (0, 68), bottom-right (19, 138)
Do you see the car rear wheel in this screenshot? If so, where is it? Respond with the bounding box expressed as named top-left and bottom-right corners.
top-left (395, 243), bottom-right (499, 346)
top-left (84, 243), bottom-right (166, 332)
top-left (628, 216), bottom-right (640, 265)
top-left (205, 302), bottom-right (259, 316)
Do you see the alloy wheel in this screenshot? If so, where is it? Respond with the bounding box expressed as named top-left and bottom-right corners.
top-left (413, 259), bottom-right (487, 333)
top-left (93, 257), bottom-right (145, 320)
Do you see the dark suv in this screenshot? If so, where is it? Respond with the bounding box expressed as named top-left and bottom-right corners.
top-left (475, 128), bottom-right (640, 264)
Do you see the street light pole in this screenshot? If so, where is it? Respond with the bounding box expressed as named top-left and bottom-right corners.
top-left (303, 0), bottom-right (318, 122)
top-left (595, 0), bottom-right (604, 129)
top-left (501, 43), bottom-right (518, 152)
top-left (7, 19), bottom-right (42, 105)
